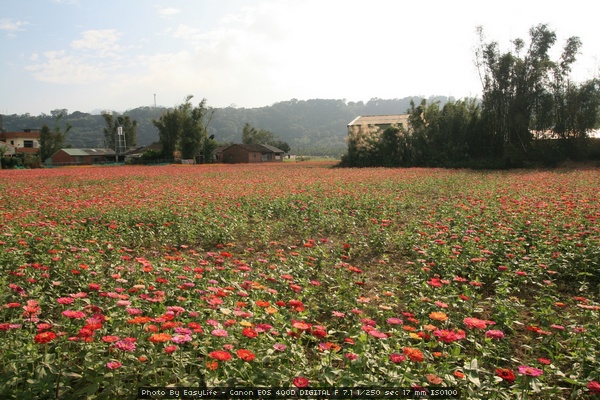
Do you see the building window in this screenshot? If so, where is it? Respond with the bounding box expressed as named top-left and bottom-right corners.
top-left (24, 140), bottom-right (34, 148)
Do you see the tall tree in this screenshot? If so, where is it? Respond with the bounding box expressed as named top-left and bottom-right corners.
top-left (39, 114), bottom-right (71, 161)
top-left (242, 123), bottom-right (289, 152)
top-left (152, 96), bottom-right (213, 159)
top-left (179, 96), bottom-right (212, 159)
top-left (475, 24), bottom-right (586, 162)
top-left (153, 108), bottom-right (180, 159)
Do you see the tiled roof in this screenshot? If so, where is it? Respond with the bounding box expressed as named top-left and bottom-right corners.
top-left (0, 131), bottom-right (41, 139)
top-left (59, 148), bottom-right (116, 156)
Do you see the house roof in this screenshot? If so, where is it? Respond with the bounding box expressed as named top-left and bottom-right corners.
top-left (258, 144), bottom-right (284, 153)
top-left (348, 114), bottom-right (410, 127)
top-left (224, 144), bottom-right (284, 153)
top-left (124, 142), bottom-right (161, 156)
top-left (58, 148), bottom-right (116, 156)
top-left (0, 131), bottom-right (41, 139)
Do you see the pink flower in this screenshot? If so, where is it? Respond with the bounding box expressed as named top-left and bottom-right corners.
top-left (463, 317), bottom-right (487, 329)
top-left (62, 310), bottom-right (86, 319)
top-left (106, 361), bottom-right (122, 370)
top-left (273, 343), bottom-right (287, 351)
top-left (114, 339), bottom-right (136, 352)
top-left (518, 365), bottom-right (543, 377)
top-left (485, 330), bottom-right (505, 339)
top-left (389, 353), bottom-right (406, 364)
top-left (211, 329), bottom-right (228, 337)
top-left (172, 334), bottom-right (192, 344)
top-left (386, 318), bottom-right (403, 325)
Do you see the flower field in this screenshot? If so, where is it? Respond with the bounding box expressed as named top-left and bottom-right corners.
top-left (0, 162), bottom-right (599, 399)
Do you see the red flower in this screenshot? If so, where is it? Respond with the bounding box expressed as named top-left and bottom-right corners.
top-left (389, 353), bottom-right (406, 364)
top-left (34, 331), bottom-right (57, 344)
top-left (208, 350), bottom-right (232, 361)
top-left (495, 368), bottom-right (516, 383)
top-left (239, 327), bottom-right (256, 338)
top-left (588, 381), bottom-right (600, 393)
top-left (293, 377), bottom-right (309, 388)
top-left (236, 349), bottom-right (256, 362)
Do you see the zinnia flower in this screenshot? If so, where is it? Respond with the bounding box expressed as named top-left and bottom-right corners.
top-left (485, 329), bottom-right (505, 339)
top-left (148, 333), bottom-right (171, 343)
top-left (208, 350), bottom-right (232, 361)
top-left (495, 368), bottom-right (516, 383)
top-left (389, 353), bottom-right (406, 364)
top-left (588, 381), bottom-right (600, 393)
top-left (292, 377), bottom-right (309, 388)
top-left (236, 349), bottom-right (256, 362)
top-left (62, 310), bottom-right (86, 319)
top-left (164, 345), bottom-right (178, 354)
top-left (464, 317), bottom-right (487, 329)
top-left (429, 312), bottom-right (447, 321)
top-left (518, 365), bottom-right (543, 377)
top-left (403, 347), bottom-right (424, 362)
top-left (34, 331), bottom-right (56, 344)
top-left (106, 361), bottom-right (122, 370)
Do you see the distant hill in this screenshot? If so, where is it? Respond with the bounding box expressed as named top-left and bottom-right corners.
top-left (1, 96), bottom-right (453, 157)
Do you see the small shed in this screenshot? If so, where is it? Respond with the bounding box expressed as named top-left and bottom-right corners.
top-left (47, 148), bottom-right (117, 166)
top-left (221, 144), bottom-right (285, 164)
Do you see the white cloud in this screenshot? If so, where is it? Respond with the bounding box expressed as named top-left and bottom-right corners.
top-left (26, 50), bottom-right (107, 84)
top-left (157, 7), bottom-right (181, 17)
top-left (0, 18), bottom-right (29, 32)
top-left (71, 29), bottom-right (123, 56)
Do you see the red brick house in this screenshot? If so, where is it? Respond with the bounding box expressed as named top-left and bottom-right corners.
top-left (221, 144), bottom-right (285, 163)
top-left (47, 148), bottom-right (117, 166)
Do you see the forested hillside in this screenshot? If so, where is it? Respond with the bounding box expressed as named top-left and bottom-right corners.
top-left (1, 96), bottom-right (451, 157)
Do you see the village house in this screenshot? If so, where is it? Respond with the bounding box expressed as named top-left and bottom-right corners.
top-left (220, 144), bottom-right (285, 163)
top-left (347, 114), bottom-right (410, 137)
top-left (0, 129), bottom-right (41, 155)
top-left (47, 148), bottom-right (117, 166)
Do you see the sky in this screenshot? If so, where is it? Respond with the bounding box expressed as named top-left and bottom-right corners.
top-left (1, 0), bottom-right (599, 116)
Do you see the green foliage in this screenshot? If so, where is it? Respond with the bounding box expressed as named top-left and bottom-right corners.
top-left (343, 24), bottom-right (600, 168)
top-left (101, 112), bottom-right (137, 151)
top-left (242, 123), bottom-right (290, 153)
top-left (152, 96), bottom-right (213, 159)
top-left (39, 114), bottom-right (71, 161)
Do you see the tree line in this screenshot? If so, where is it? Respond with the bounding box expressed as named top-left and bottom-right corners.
top-left (342, 24), bottom-right (600, 168)
top-left (2, 97), bottom-right (452, 159)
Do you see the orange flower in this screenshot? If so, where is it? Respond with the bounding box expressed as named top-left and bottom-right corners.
top-left (206, 361), bottom-right (218, 370)
top-left (148, 333), bottom-right (172, 343)
top-left (429, 311), bottom-right (448, 321)
top-left (127, 316), bottom-right (152, 325)
top-left (403, 347), bottom-right (424, 362)
top-left (454, 370), bottom-right (465, 379)
top-left (426, 374), bottom-right (443, 384)
top-left (236, 349), bottom-right (256, 362)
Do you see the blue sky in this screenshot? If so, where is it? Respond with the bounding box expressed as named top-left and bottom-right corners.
top-left (1, 0), bottom-right (598, 115)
